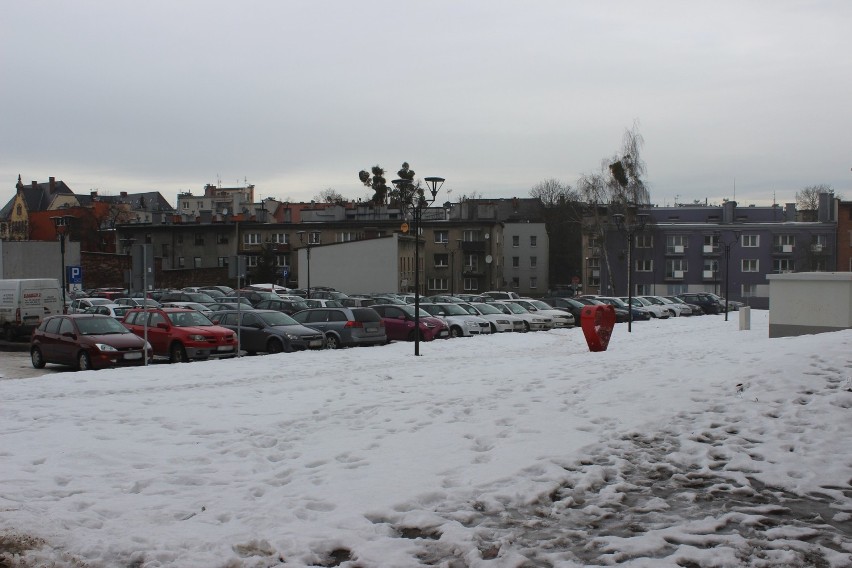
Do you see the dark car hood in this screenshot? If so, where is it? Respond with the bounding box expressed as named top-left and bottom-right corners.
top-left (84, 332), bottom-right (147, 347)
top-left (268, 324), bottom-right (324, 335)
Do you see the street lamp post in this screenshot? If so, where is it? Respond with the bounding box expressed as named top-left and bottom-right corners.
top-left (717, 230), bottom-right (741, 322)
top-left (393, 176), bottom-right (445, 356)
top-left (120, 237), bottom-right (136, 295)
top-left (613, 211), bottom-right (649, 333)
top-left (296, 231), bottom-right (314, 299)
top-left (51, 215), bottom-right (74, 313)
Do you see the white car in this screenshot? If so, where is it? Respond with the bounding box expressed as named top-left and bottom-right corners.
top-left (461, 302), bottom-right (526, 333)
top-left (641, 295), bottom-right (691, 317)
top-left (623, 297), bottom-right (670, 319)
top-left (68, 297), bottom-right (114, 314)
top-left (81, 303), bottom-right (132, 320)
top-left (420, 303), bottom-right (492, 337)
top-left (491, 301), bottom-right (553, 331)
top-left (513, 299), bottom-right (576, 328)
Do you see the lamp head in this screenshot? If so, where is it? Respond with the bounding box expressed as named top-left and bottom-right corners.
top-left (423, 177), bottom-right (445, 199)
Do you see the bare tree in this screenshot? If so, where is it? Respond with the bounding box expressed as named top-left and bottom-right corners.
top-left (529, 178), bottom-right (578, 207)
top-left (314, 188), bottom-right (347, 205)
top-left (796, 184), bottom-right (832, 211)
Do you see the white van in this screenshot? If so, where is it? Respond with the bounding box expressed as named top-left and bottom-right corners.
top-left (0, 279), bottom-right (64, 340)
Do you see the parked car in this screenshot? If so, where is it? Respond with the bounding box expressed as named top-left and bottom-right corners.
top-left (508, 299), bottom-right (575, 328)
top-left (426, 295), bottom-right (466, 304)
top-left (340, 296), bottom-right (378, 307)
top-left (455, 294), bottom-right (490, 303)
top-left (308, 290), bottom-right (350, 301)
top-left (159, 291), bottom-right (216, 304)
top-left (367, 295), bottom-right (406, 305)
top-left (708, 293), bottom-right (743, 312)
top-left (676, 293), bottom-right (724, 315)
top-left (122, 308), bottom-right (238, 362)
top-left (115, 297), bottom-right (161, 309)
top-left (482, 291), bottom-right (522, 301)
top-left (68, 297), bottom-right (115, 314)
top-left (541, 297), bottom-right (587, 322)
top-left (460, 302), bottom-right (526, 333)
top-left (215, 297), bottom-right (254, 308)
top-left (211, 309), bottom-right (326, 354)
top-left (621, 296), bottom-right (671, 319)
top-left (160, 301), bottom-right (214, 316)
top-left (82, 303), bottom-right (132, 320)
top-left (593, 297), bottom-right (651, 322)
top-left (398, 294), bottom-right (433, 305)
top-left (234, 289), bottom-right (281, 306)
top-left (207, 302), bottom-right (255, 313)
top-left (0, 278), bottom-right (63, 340)
top-left (490, 301), bottom-right (553, 331)
top-left (254, 298), bottom-right (310, 315)
top-left (291, 307), bottom-right (386, 349)
top-left (371, 304), bottom-right (449, 342)
top-left (665, 295), bottom-right (704, 315)
top-left (420, 303), bottom-right (493, 337)
top-left (303, 299), bottom-right (345, 308)
top-left (640, 295), bottom-right (692, 316)
top-left (199, 285), bottom-right (235, 296)
top-left (31, 314), bottom-right (152, 371)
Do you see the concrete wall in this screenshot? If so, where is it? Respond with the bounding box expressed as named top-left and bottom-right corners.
top-left (0, 240), bottom-right (81, 282)
top-left (298, 235), bottom-right (402, 294)
top-left (767, 272), bottom-right (852, 337)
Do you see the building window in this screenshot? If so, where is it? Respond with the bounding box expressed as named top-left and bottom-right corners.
top-left (275, 254), bottom-right (289, 267)
top-left (512, 256), bottom-right (520, 268)
top-left (337, 232), bottom-right (357, 242)
top-left (741, 259), bottom-right (759, 272)
top-left (530, 235), bottom-right (537, 247)
top-left (244, 233), bottom-right (260, 245)
top-left (217, 234), bottom-right (229, 244)
top-left (636, 284), bottom-right (652, 295)
top-left (811, 234), bottom-right (827, 252)
top-left (773, 234), bottom-right (795, 253)
top-left (178, 257), bottom-right (185, 268)
top-left (773, 258), bottom-right (795, 273)
top-left (665, 259), bottom-right (688, 278)
top-left (636, 259), bottom-right (653, 272)
top-left (703, 259), bottom-right (719, 276)
top-left (194, 234), bottom-right (205, 246)
top-left (309, 232), bottom-right (321, 245)
top-left (742, 234), bottom-right (759, 247)
top-left (434, 254), bottom-right (449, 268)
top-left (530, 256), bottom-right (537, 268)
top-left (462, 230), bottom-right (481, 242)
top-left (464, 254), bottom-right (479, 272)
top-left (635, 234), bottom-right (653, 248)
top-left (529, 277), bottom-right (537, 289)
top-left (217, 257), bottom-right (228, 268)
top-left (463, 278), bottom-right (479, 291)
top-left (511, 277), bottom-right (520, 288)
top-left (193, 257), bottom-right (202, 268)
top-left (434, 230), bottom-right (448, 244)
top-left (271, 233), bottom-right (288, 244)
top-left (145, 233), bottom-right (152, 244)
top-left (667, 284), bottom-right (687, 295)
top-left (428, 278), bottom-right (448, 291)
top-left (741, 283), bottom-right (757, 297)
top-left (666, 235), bottom-right (689, 254)
top-left (512, 235), bottom-right (519, 247)
top-left (247, 256), bottom-right (258, 267)
top-left (703, 234), bottom-right (719, 252)
top-left (182, 202), bottom-right (189, 209)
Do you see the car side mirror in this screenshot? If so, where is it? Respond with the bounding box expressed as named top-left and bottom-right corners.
top-left (156, 322), bottom-right (170, 330)
top-left (62, 332), bottom-right (76, 339)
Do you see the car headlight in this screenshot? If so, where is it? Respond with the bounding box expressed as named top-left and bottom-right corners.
top-left (145, 341), bottom-right (153, 350)
top-left (465, 320), bottom-right (478, 327)
top-left (497, 319), bottom-right (509, 325)
top-left (94, 343), bottom-right (118, 352)
top-left (187, 334), bottom-right (206, 341)
top-left (285, 333), bottom-right (298, 340)
top-left (533, 318), bottom-right (545, 323)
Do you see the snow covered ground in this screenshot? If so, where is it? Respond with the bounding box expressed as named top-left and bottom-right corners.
top-left (1, 310), bottom-right (850, 567)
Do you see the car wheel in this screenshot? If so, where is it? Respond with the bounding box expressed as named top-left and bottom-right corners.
top-left (267, 338), bottom-right (284, 354)
top-left (523, 321), bottom-right (531, 332)
top-left (169, 342), bottom-right (188, 363)
top-left (78, 351), bottom-right (92, 371)
top-left (489, 323), bottom-right (498, 333)
top-left (325, 334), bottom-right (340, 349)
top-left (449, 326), bottom-right (462, 338)
top-left (31, 347), bottom-right (46, 369)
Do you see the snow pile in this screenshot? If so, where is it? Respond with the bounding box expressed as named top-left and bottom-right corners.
top-left (1, 311), bottom-right (850, 566)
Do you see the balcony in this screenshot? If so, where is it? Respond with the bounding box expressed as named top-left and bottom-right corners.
top-left (703, 245), bottom-right (719, 254)
top-left (702, 270), bottom-right (716, 279)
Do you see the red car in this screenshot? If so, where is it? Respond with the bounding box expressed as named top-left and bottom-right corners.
top-left (31, 314), bottom-right (152, 371)
top-left (122, 308), bottom-right (237, 363)
top-left (371, 304), bottom-right (449, 342)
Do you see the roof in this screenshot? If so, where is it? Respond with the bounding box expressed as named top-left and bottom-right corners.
top-left (0, 178), bottom-right (76, 219)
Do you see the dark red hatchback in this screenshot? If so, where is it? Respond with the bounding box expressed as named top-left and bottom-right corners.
top-left (31, 314), bottom-right (152, 371)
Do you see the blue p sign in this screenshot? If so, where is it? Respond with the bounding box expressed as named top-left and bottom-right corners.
top-left (67, 266), bottom-right (83, 284)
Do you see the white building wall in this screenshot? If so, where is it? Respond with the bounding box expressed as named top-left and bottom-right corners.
top-left (297, 235), bottom-right (402, 294)
top-left (767, 272), bottom-right (852, 337)
top-left (0, 240), bottom-right (82, 282)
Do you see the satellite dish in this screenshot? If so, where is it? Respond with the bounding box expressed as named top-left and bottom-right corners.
top-left (484, 233), bottom-right (490, 239)
top-left (485, 255), bottom-right (493, 264)
top-left (222, 208), bottom-right (228, 215)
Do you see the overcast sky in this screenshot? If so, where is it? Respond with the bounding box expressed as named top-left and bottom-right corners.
top-left (3, 1), bottom-right (850, 209)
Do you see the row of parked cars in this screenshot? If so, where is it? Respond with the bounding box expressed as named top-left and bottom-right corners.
top-left (34, 286), bottom-right (736, 371)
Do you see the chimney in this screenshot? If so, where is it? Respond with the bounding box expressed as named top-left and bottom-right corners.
top-left (31, 181), bottom-right (38, 190)
top-left (49, 177), bottom-right (56, 193)
top-left (120, 191), bottom-right (128, 198)
top-left (785, 203), bottom-right (796, 220)
top-left (91, 190), bottom-right (98, 198)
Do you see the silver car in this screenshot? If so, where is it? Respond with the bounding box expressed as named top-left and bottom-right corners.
top-left (420, 303), bottom-right (492, 337)
top-left (291, 307), bottom-right (387, 349)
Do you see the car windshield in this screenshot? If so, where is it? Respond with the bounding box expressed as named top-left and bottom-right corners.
top-left (186, 292), bottom-right (215, 303)
top-left (644, 297), bottom-right (665, 305)
top-left (168, 311), bottom-right (214, 327)
top-left (502, 303), bottom-right (528, 314)
top-left (396, 305), bottom-right (432, 318)
top-left (76, 317), bottom-right (131, 335)
top-left (439, 304), bottom-right (469, 316)
top-left (258, 311), bottom-right (299, 326)
top-left (530, 300), bottom-right (552, 310)
top-left (667, 296), bottom-right (686, 304)
top-left (471, 303), bottom-right (501, 315)
top-left (603, 298), bottom-right (629, 308)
